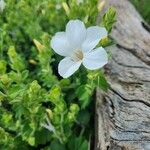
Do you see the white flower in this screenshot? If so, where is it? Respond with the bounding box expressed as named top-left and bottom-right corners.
top-left (0, 0), bottom-right (5, 12)
top-left (51, 19), bottom-right (108, 78)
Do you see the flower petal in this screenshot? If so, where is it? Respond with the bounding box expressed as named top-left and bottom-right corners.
top-left (66, 20), bottom-right (86, 49)
top-left (58, 57), bottom-right (81, 78)
top-left (51, 32), bottom-right (73, 56)
top-left (83, 47), bottom-right (108, 70)
top-left (82, 26), bottom-right (107, 52)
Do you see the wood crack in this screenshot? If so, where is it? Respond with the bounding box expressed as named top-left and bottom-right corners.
top-left (110, 88), bottom-right (150, 107)
top-left (116, 44), bottom-right (150, 66)
top-left (96, 0), bottom-right (150, 149)
top-left (111, 137), bottom-right (150, 142)
top-left (112, 57), bottom-right (150, 70)
top-left (141, 21), bottom-right (150, 33)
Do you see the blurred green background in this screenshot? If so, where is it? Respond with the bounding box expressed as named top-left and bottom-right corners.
top-left (131, 0), bottom-right (150, 24)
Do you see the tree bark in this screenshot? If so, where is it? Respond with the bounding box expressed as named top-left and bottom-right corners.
top-left (95, 0), bottom-right (150, 150)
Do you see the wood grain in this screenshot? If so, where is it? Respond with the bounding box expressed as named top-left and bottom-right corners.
top-left (95, 0), bottom-right (150, 150)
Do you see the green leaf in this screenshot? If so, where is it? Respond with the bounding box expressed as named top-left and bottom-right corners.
top-left (77, 110), bottom-right (91, 126)
top-left (67, 135), bottom-right (88, 150)
top-left (48, 86), bottom-right (61, 103)
top-left (28, 136), bottom-right (35, 146)
top-left (97, 71), bottom-right (110, 91)
top-left (102, 7), bottom-right (117, 33)
top-left (7, 46), bottom-right (26, 72)
top-left (8, 84), bottom-right (25, 99)
top-left (21, 70), bottom-right (29, 80)
top-left (76, 85), bottom-right (92, 109)
top-left (80, 140), bottom-right (88, 150)
top-left (35, 129), bottom-right (52, 146)
top-left (0, 60), bottom-right (7, 75)
top-left (50, 140), bottom-right (66, 150)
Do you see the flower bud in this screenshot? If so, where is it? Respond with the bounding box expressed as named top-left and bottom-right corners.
top-left (100, 36), bottom-right (109, 47)
top-left (46, 109), bottom-right (53, 119)
top-left (33, 39), bottom-right (45, 53)
top-left (62, 2), bottom-right (70, 16)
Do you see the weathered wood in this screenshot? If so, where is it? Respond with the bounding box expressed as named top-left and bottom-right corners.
top-left (95, 0), bottom-right (150, 150)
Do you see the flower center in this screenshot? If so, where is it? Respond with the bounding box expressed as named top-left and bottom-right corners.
top-left (73, 49), bottom-right (83, 61)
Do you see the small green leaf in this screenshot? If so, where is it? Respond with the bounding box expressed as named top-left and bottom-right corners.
top-left (77, 110), bottom-right (91, 126)
top-left (76, 85), bottom-right (92, 109)
top-left (48, 86), bottom-right (61, 102)
top-left (97, 71), bottom-right (110, 91)
top-left (7, 46), bottom-right (25, 72)
top-left (67, 135), bottom-right (88, 150)
top-left (0, 60), bottom-right (7, 75)
top-left (50, 140), bottom-right (66, 150)
top-left (102, 7), bottom-right (117, 33)
top-left (28, 136), bottom-right (35, 146)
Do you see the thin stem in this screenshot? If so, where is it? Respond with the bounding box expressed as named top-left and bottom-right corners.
top-left (98, 75), bottom-right (100, 87)
top-left (59, 110), bottom-right (67, 142)
top-left (79, 127), bottom-right (85, 137)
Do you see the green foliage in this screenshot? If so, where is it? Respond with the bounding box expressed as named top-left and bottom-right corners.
top-left (102, 7), bottom-right (116, 33)
top-left (8, 46), bottom-right (26, 72)
top-left (77, 110), bottom-right (91, 126)
top-left (50, 140), bottom-right (66, 150)
top-left (131, 0), bottom-right (150, 24)
top-left (67, 135), bottom-right (89, 150)
top-left (0, 0), bottom-right (116, 149)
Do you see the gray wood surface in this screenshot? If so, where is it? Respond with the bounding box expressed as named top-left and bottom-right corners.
top-left (95, 0), bottom-right (150, 150)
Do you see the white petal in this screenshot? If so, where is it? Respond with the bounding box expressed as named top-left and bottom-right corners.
top-left (51, 32), bottom-right (73, 56)
top-left (66, 20), bottom-right (86, 49)
top-left (82, 26), bottom-right (107, 52)
top-left (83, 47), bottom-right (108, 70)
top-left (58, 57), bottom-right (81, 78)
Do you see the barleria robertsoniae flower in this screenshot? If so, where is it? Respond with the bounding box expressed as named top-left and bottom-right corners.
top-left (51, 19), bottom-right (108, 78)
top-left (0, 0), bottom-right (5, 12)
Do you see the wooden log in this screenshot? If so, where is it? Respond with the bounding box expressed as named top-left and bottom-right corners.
top-left (95, 0), bottom-right (150, 150)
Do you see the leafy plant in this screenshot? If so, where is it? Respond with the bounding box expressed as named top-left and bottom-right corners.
top-left (0, 0), bottom-right (116, 149)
